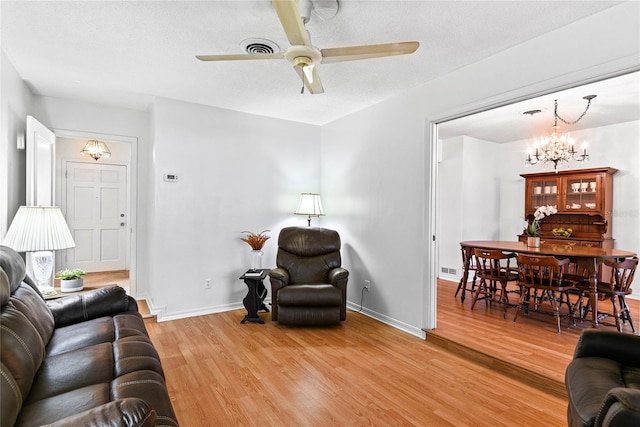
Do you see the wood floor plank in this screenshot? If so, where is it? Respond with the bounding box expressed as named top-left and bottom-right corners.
top-left (146, 308), bottom-right (568, 426)
top-left (429, 279), bottom-right (639, 396)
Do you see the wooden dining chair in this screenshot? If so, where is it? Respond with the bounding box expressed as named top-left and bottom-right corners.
top-left (514, 254), bottom-right (578, 333)
top-left (471, 248), bottom-right (519, 318)
top-left (455, 244), bottom-right (478, 303)
top-left (576, 256), bottom-right (637, 333)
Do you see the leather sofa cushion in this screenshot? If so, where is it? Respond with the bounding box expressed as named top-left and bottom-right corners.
top-left (278, 284), bottom-right (342, 306)
top-left (113, 338), bottom-right (164, 378)
top-left (112, 370), bottom-right (179, 427)
top-left (46, 313), bottom-right (148, 357)
top-left (27, 343), bottom-right (114, 402)
top-left (9, 284), bottom-right (54, 347)
top-left (16, 383), bottom-right (111, 426)
top-left (1, 301), bottom-right (47, 404)
top-left (566, 357), bottom-right (627, 426)
top-left (623, 366), bottom-right (640, 388)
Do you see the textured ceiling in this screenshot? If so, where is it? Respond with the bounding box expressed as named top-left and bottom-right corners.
top-left (1, 0), bottom-right (634, 134)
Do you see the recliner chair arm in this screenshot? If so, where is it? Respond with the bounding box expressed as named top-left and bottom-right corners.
top-left (328, 268), bottom-right (349, 286)
top-left (573, 329), bottom-right (640, 368)
top-left (46, 398), bottom-right (157, 427)
top-left (47, 285), bottom-right (138, 328)
top-left (595, 388), bottom-right (640, 427)
top-left (269, 268), bottom-right (289, 289)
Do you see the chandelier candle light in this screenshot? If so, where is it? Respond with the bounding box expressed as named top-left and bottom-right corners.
top-left (525, 95), bottom-right (595, 172)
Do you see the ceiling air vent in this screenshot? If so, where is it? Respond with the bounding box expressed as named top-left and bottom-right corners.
top-left (240, 38), bottom-right (280, 55)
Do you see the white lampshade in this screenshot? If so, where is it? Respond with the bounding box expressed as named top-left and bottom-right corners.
top-left (3, 206), bottom-right (76, 252)
top-left (295, 193), bottom-right (324, 226)
top-left (295, 193), bottom-right (325, 216)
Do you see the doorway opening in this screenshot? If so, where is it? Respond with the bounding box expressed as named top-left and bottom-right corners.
top-left (428, 71), bottom-right (640, 391)
top-left (54, 130), bottom-right (138, 297)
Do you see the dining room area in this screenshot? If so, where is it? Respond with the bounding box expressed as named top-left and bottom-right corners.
top-left (431, 71), bottom-right (640, 401)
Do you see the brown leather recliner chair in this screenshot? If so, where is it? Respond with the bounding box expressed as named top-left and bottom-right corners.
top-left (269, 227), bottom-right (349, 325)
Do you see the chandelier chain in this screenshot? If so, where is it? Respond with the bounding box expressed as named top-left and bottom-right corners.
top-left (554, 97), bottom-right (593, 125)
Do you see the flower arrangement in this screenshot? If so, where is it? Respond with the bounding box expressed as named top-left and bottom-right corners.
top-left (526, 205), bottom-right (557, 236)
top-left (240, 230), bottom-right (271, 250)
top-left (55, 268), bottom-right (86, 280)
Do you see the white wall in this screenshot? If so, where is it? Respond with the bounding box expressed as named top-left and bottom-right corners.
top-left (148, 97), bottom-right (321, 318)
top-left (1, 51), bottom-right (32, 238)
top-left (321, 1), bottom-right (639, 332)
top-left (438, 136), bottom-right (500, 280)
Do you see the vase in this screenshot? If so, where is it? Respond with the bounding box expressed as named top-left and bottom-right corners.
top-left (527, 236), bottom-right (540, 248)
top-left (249, 250), bottom-right (263, 270)
top-left (60, 278), bottom-right (84, 292)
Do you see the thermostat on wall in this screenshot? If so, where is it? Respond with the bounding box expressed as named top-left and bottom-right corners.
top-left (163, 174), bottom-right (179, 182)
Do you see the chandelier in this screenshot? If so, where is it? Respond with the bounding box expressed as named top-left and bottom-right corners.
top-left (80, 140), bottom-right (111, 161)
top-left (525, 95), bottom-right (595, 171)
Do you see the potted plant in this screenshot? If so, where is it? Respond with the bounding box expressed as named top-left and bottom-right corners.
top-left (525, 205), bottom-right (557, 247)
top-left (240, 230), bottom-right (270, 270)
top-left (56, 268), bottom-right (86, 292)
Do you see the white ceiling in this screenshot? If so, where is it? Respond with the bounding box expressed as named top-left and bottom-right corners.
top-left (1, 0), bottom-right (637, 138)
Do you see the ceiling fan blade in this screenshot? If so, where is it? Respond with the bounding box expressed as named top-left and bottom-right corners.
top-left (272, 0), bottom-right (312, 47)
top-left (320, 41), bottom-right (420, 64)
top-left (196, 53), bottom-right (283, 61)
top-left (294, 65), bottom-right (324, 94)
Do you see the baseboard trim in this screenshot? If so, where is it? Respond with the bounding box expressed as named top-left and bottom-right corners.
top-left (346, 301), bottom-right (426, 339)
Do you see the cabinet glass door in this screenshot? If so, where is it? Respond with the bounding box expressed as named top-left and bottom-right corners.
top-left (563, 175), bottom-right (599, 211)
top-left (530, 178), bottom-right (558, 211)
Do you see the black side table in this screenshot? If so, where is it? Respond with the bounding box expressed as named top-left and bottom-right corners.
top-left (239, 269), bottom-right (270, 324)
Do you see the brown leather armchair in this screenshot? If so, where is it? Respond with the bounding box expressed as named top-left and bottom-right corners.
top-left (269, 227), bottom-right (349, 325)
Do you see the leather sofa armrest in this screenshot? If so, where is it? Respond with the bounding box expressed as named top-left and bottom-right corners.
top-left (328, 267), bottom-right (349, 286)
top-left (47, 398), bottom-right (157, 427)
top-left (573, 330), bottom-right (640, 368)
top-left (595, 388), bottom-right (640, 427)
top-left (269, 268), bottom-right (289, 289)
top-left (47, 285), bottom-right (138, 328)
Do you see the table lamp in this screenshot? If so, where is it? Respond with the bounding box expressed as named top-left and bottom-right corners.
top-left (2, 206), bottom-right (76, 296)
top-left (295, 193), bottom-right (324, 226)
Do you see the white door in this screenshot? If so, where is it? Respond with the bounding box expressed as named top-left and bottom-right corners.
top-left (65, 162), bottom-right (127, 272)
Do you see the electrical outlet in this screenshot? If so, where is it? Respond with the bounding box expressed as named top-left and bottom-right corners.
top-left (204, 278), bottom-right (212, 289)
top-left (364, 279), bottom-right (371, 291)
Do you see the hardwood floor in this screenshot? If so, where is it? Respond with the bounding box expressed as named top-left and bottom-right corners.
top-left (428, 279), bottom-right (639, 397)
top-left (70, 272), bottom-right (638, 425)
top-left (145, 308), bottom-right (568, 426)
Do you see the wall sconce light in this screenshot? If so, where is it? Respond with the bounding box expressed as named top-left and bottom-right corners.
top-left (2, 206), bottom-right (76, 296)
top-left (80, 139), bottom-right (111, 161)
top-left (295, 193), bottom-right (325, 226)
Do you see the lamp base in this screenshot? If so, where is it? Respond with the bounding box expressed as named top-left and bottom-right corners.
top-left (31, 251), bottom-right (57, 297)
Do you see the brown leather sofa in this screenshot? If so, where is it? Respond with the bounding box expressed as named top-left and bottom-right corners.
top-left (269, 227), bottom-right (348, 325)
top-left (0, 245), bottom-right (179, 427)
top-left (565, 329), bottom-right (640, 427)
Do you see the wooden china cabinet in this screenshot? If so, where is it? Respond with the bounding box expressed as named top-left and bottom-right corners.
top-left (519, 167), bottom-right (618, 248)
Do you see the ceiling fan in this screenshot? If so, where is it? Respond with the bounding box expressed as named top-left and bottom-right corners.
top-left (196, 0), bottom-right (419, 94)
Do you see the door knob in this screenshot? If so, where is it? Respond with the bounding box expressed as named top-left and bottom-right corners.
top-left (120, 222), bottom-right (125, 227)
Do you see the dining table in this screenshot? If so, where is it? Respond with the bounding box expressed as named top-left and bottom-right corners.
top-left (458, 240), bottom-right (637, 327)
